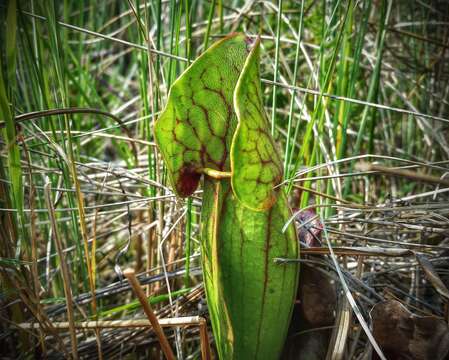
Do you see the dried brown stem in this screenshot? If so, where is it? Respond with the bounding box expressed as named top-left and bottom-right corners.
top-left (357, 162), bottom-right (449, 187)
top-left (123, 268), bottom-right (175, 360)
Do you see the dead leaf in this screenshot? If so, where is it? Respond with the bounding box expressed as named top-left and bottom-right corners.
top-left (298, 263), bottom-right (337, 327)
top-left (282, 263), bottom-right (336, 359)
top-left (416, 254), bottom-right (449, 301)
top-left (371, 300), bottom-right (449, 360)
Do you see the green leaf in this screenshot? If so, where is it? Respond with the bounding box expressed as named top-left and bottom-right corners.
top-left (0, 0), bottom-right (23, 222)
top-left (201, 180), bottom-right (298, 359)
top-left (231, 37), bottom-right (283, 211)
top-left (6, 0), bottom-right (17, 90)
top-left (155, 34), bottom-right (283, 211)
top-left (98, 288), bottom-right (192, 318)
top-left (155, 33), bottom-right (250, 197)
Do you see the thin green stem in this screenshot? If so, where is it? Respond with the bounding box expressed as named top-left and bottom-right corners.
top-left (270, 0), bottom-right (283, 136)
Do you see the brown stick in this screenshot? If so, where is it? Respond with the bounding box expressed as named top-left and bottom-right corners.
top-left (19, 317), bottom-right (205, 329)
top-left (123, 268), bottom-right (175, 360)
top-left (357, 162), bottom-right (449, 187)
top-left (199, 318), bottom-right (212, 360)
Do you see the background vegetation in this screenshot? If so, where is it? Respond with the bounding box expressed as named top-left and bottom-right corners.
top-left (1, 0), bottom-right (448, 358)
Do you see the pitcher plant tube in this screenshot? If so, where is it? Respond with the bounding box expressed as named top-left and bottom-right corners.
top-left (155, 33), bottom-right (299, 359)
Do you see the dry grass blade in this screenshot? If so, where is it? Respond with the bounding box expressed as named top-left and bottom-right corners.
top-left (322, 223), bottom-right (387, 360)
top-left (43, 180), bottom-right (78, 359)
top-left (326, 297), bottom-right (351, 360)
top-left (278, 246), bottom-right (415, 259)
